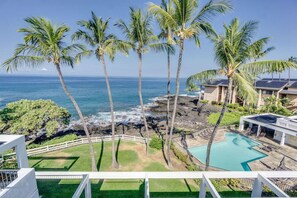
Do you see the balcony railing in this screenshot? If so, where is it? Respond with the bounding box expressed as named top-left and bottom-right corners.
top-left (35, 171), bottom-right (297, 198)
top-left (0, 170), bottom-right (18, 190)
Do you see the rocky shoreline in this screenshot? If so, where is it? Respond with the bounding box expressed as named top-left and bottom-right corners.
top-left (53, 96), bottom-right (221, 139)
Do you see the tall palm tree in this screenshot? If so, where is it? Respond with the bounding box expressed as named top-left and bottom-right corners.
top-left (187, 18), bottom-right (297, 170)
top-left (115, 8), bottom-right (172, 156)
top-left (3, 17), bottom-right (98, 171)
top-left (149, 0), bottom-right (231, 167)
top-left (72, 12), bottom-right (130, 169)
top-left (149, 0), bottom-right (176, 156)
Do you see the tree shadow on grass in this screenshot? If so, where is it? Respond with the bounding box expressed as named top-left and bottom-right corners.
top-left (30, 156), bottom-right (79, 171)
top-left (116, 139), bottom-right (121, 163)
top-left (97, 140), bottom-right (104, 171)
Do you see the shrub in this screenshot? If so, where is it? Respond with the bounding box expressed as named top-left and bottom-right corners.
top-left (0, 99), bottom-right (70, 137)
top-left (149, 136), bottom-right (163, 150)
top-left (27, 134), bottom-right (77, 149)
top-left (200, 99), bottom-right (209, 104)
top-left (171, 144), bottom-right (188, 163)
top-left (211, 101), bottom-right (217, 105)
top-left (237, 106), bottom-right (245, 112)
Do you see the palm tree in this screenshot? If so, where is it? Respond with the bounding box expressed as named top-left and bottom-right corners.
top-left (73, 12), bottom-right (130, 169)
top-left (3, 17), bottom-right (98, 171)
top-left (115, 8), bottom-right (172, 156)
top-left (149, 0), bottom-right (176, 156)
top-left (288, 57), bottom-right (297, 81)
top-left (187, 18), bottom-right (297, 170)
top-left (149, 0), bottom-right (232, 167)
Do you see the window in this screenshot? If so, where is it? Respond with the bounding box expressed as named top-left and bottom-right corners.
top-left (262, 90), bottom-right (273, 95)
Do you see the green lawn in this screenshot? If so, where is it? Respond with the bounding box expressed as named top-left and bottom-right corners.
top-left (29, 140), bottom-right (252, 197)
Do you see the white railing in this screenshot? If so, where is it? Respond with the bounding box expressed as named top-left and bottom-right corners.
top-left (4, 135), bottom-right (147, 157)
top-left (0, 170), bottom-right (18, 190)
top-left (0, 168), bottom-right (38, 198)
top-left (35, 171), bottom-right (297, 198)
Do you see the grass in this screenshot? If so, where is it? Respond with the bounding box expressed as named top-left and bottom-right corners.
top-left (207, 112), bottom-right (245, 126)
top-left (27, 134), bottom-right (78, 149)
top-left (29, 140), bottom-right (253, 197)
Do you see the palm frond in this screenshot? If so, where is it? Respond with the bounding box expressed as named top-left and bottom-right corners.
top-left (192, 0), bottom-right (232, 23)
top-left (187, 69), bottom-right (220, 85)
top-left (241, 60), bottom-right (297, 75)
top-left (3, 55), bottom-right (45, 71)
top-left (234, 73), bottom-right (258, 104)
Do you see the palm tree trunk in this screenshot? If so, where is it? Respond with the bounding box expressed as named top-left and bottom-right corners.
top-left (138, 52), bottom-right (149, 156)
top-left (100, 56), bottom-right (119, 169)
top-left (165, 51), bottom-right (171, 150)
top-left (167, 38), bottom-right (184, 167)
top-left (205, 77), bottom-right (232, 171)
top-left (55, 63), bottom-right (97, 171)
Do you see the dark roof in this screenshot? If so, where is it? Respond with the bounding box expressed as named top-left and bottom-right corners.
top-left (262, 78), bottom-right (297, 81)
top-left (250, 115), bottom-right (282, 124)
top-left (255, 80), bottom-right (288, 89)
top-left (204, 79), bottom-right (228, 86)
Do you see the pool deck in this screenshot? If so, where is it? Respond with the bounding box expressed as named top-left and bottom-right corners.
top-left (181, 129), bottom-right (297, 172)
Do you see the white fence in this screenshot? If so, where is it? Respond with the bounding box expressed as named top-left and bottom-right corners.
top-left (26, 135), bottom-right (147, 156)
top-left (2, 135), bottom-right (147, 158)
top-left (35, 171), bottom-right (297, 198)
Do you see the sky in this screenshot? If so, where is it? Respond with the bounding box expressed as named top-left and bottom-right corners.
top-left (0, 0), bottom-right (297, 78)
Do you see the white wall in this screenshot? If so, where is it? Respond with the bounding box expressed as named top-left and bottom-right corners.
top-left (0, 168), bottom-right (39, 198)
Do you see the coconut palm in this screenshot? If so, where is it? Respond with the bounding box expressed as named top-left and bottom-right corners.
top-left (73, 12), bottom-right (130, 169)
top-left (149, 0), bottom-right (232, 167)
top-left (2, 17), bottom-right (98, 171)
top-left (187, 18), bottom-right (297, 170)
top-left (149, 0), bottom-right (176, 157)
top-left (115, 8), bottom-right (173, 156)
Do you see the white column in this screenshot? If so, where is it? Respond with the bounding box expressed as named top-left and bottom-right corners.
top-left (256, 125), bottom-right (261, 137)
top-left (221, 87), bottom-right (225, 103)
top-left (15, 137), bottom-right (29, 168)
top-left (239, 118), bottom-right (244, 131)
top-left (257, 89), bottom-right (262, 108)
top-left (280, 132), bottom-right (286, 146)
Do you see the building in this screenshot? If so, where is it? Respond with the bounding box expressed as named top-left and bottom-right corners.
top-left (239, 113), bottom-right (297, 147)
top-left (202, 78), bottom-right (297, 108)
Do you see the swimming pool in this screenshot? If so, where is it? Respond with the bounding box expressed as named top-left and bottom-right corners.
top-left (188, 132), bottom-right (267, 171)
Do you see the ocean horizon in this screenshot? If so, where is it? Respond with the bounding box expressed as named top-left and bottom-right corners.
top-left (0, 75), bottom-right (191, 122)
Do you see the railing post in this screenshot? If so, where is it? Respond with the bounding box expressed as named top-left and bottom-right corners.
top-left (144, 173), bottom-right (150, 198)
top-left (85, 177), bottom-right (92, 198)
top-left (46, 146), bottom-right (49, 152)
top-left (65, 142), bottom-right (68, 148)
top-left (199, 178), bottom-right (206, 198)
top-left (251, 175), bottom-right (263, 197)
top-left (82, 139), bottom-right (84, 144)
top-left (134, 136), bottom-right (136, 141)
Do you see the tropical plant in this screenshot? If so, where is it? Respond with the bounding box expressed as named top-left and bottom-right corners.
top-left (0, 99), bottom-right (70, 137)
top-left (73, 12), bottom-right (130, 169)
top-left (2, 17), bottom-right (98, 171)
top-left (186, 82), bottom-right (199, 93)
top-left (149, 0), bottom-right (232, 167)
top-left (187, 18), bottom-right (297, 170)
top-left (115, 8), bottom-right (172, 156)
top-left (288, 56), bottom-right (297, 81)
top-left (261, 95), bottom-right (292, 116)
top-left (148, 0), bottom-right (176, 158)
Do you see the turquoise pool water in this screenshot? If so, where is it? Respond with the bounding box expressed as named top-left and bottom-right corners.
top-left (188, 132), bottom-right (267, 171)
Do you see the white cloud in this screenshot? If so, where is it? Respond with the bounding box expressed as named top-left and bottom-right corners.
top-left (41, 67), bottom-right (48, 71)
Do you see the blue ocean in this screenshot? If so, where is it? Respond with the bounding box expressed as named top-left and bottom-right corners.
top-left (0, 76), bottom-right (188, 122)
